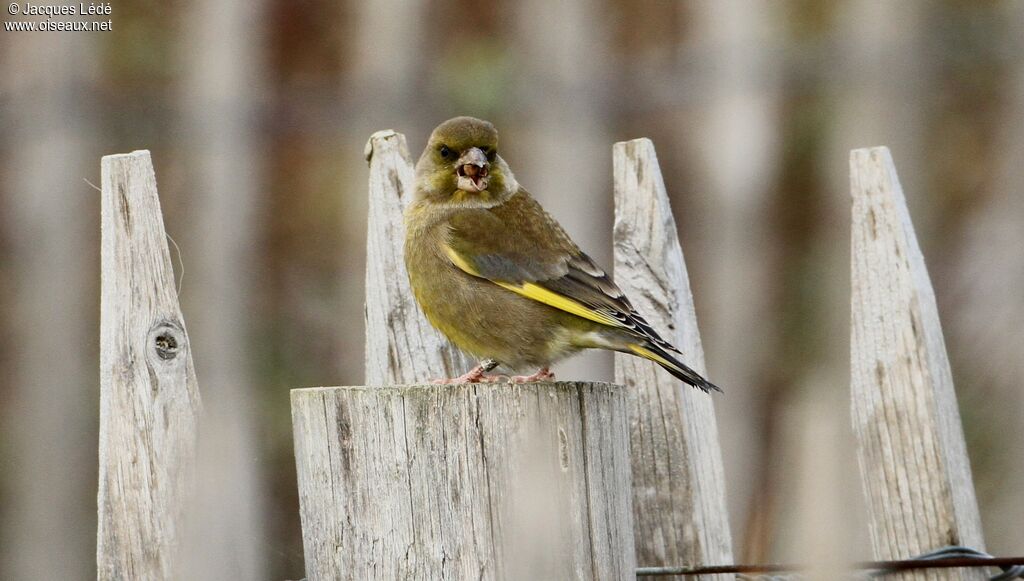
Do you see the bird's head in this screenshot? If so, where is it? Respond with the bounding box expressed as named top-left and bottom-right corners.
top-left (414, 116), bottom-right (516, 208)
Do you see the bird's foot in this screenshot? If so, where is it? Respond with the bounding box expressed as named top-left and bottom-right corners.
top-left (431, 360), bottom-right (505, 384)
top-left (509, 367), bottom-right (555, 383)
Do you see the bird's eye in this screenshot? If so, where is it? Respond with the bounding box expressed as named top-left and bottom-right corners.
top-left (439, 145), bottom-right (453, 160)
top-left (485, 148), bottom-right (496, 162)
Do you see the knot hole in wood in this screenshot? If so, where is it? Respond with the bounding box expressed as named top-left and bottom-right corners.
top-left (148, 321), bottom-right (186, 362)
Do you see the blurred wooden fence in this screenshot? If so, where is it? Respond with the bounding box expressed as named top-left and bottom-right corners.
top-left (96, 139), bottom-right (987, 580)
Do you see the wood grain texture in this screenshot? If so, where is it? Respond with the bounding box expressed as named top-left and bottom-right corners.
top-left (98, 151), bottom-right (201, 580)
top-left (612, 139), bottom-right (733, 579)
top-left (364, 131), bottom-right (472, 385)
top-left (292, 382), bottom-right (636, 581)
top-left (850, 147), bottom-right (985, 580)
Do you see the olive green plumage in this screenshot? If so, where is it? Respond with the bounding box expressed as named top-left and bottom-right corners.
top-left (403, 116), bottom-right (719, 392)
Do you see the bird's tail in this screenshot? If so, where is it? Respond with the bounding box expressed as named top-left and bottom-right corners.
top-left (627, 342), bottom-right (722, 393)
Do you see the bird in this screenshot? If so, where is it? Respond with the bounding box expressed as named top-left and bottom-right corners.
top-left (403, 116), bottom-right (720, 393)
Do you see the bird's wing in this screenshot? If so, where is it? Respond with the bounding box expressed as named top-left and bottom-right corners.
top-left (444, 189), bottom-right (680, 353)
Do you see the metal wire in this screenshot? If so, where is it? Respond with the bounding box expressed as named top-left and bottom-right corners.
top-left (294, 546), bottom-right (1024, 580)
top-left (875, 546), bottom-right (1024, 581)
top-left (635, 545), bottom-right (1024, 579)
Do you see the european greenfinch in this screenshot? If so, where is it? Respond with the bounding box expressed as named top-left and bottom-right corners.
top-left (404, 116), bottom-right (720, 392)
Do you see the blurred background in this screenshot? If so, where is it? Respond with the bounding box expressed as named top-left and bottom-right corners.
top-left (2, 0), bottom-right (1023, 578)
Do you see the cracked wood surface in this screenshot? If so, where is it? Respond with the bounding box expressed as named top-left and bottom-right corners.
top-left (850, 147), bottom-right (985, 580)
top-left (98, 151), bottom-right (201, 580)
top-left (291, 382), bottom-right (635, 580)
top-left (612, 139), bottom-right (733, 579)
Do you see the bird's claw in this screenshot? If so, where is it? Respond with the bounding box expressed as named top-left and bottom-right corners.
top-left (430, 359), bottom-right (509, 384)
top-left (509, 368), bottom-right (555, 383)
top-left (431, 365), bottom-right (552, 384)
top-left (431, 371), bottom-right (506, 384)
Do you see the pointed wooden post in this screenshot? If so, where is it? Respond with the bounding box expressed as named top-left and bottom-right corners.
top-left (613, 139), bottom-right (733, 578)
top-left (98, 151), bottom-right (201, 580)
top-left (363, 130), bottom-right (472, 384)
top-left (850, 147), bottom-right (985, 580)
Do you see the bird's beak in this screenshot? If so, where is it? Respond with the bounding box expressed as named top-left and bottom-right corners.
top-left (456, 147), bottom-right (490, 193)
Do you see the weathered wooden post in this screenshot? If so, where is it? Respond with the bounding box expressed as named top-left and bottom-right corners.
top-left (850, 147), bottom-right (986, 580)
top-left (290, 132), bottom-right (636, 580)
top-left (613, 139), bottom-right (733, 579)
top-left (362, 130), bottom-right (472, 384)
top-left (97, 151), bottom-right (201, 580)
top-left (292, 382), bottom-right (634, 580)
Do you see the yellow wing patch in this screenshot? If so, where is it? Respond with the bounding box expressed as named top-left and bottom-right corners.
top-left (628, 344), bottom-right (677, 370)
top-left (495, 281), bottom-right (623, 327)
top-left (444, 245), bottom-right (481, 276)
top-left (444, 245), bottom-right (625, 328)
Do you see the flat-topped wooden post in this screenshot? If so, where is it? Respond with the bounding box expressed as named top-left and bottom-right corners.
top-left (290, 131), bottom-right (637, 580)
top-left (850, 147), bottom-right (985, 580)
top-left (292, 382), bottom-right (635, 580)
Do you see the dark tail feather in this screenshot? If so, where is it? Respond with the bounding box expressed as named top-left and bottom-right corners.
top-left (627, 342), bottom-right (722, 393)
